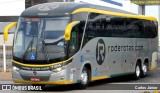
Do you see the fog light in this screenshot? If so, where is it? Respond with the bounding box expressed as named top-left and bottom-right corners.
top-left (13, 66), bottom-right (20, 71)
top-left (52, 67), bottom-right (66, 72)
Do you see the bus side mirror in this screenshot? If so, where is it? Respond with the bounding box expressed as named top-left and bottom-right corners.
top-left (3, 22), bottom-right (17, 41)
top-left (65, 21), bottom-right (80, 41)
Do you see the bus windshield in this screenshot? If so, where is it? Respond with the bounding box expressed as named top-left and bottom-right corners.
top-left (13, 17), bottom-right (69, 64)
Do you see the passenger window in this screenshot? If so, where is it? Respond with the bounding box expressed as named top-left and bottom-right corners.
top-left (143, 20), bottom-right (157, 38)
top-left (69, 22), bottom-right (85, 57)
top-left (70, 31), bottom-right (77, 52)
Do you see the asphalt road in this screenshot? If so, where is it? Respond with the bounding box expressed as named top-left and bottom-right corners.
top-left (1, 67), bottom-right (160, 93)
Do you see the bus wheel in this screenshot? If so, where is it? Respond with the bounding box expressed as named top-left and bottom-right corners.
top-left (78, 67), bottom-right (90, 89)
top-left (133, 63), bottom-right (141, 80)
top-left (141, 63), bottom-right (148, 78)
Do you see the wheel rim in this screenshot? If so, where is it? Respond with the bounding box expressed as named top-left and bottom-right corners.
top-left (142, 64), bottom-right (147, 75)
top-left (136, 65), bottom-right (140, 77)
top-left (80, 70), bottom-right (88, 85)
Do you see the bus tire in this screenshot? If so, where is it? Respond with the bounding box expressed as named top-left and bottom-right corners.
top-left (78, 66), bottom-right (90, 89)
top-left (141, 62), bottom-right (148, 78)
top-left (133, 63), bottom-right (141, 80)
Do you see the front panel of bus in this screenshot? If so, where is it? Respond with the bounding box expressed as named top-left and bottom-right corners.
top-left (12, 17), bottom-right (74, 84)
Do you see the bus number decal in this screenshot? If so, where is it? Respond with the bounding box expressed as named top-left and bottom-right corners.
top-left (96, 39), bottom-right (106, 65)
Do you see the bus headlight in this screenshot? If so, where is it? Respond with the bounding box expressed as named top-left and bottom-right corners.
top-left (13, 66), bottom-right (20, 71)
top-left (52, 67), bottom-right (66, 72)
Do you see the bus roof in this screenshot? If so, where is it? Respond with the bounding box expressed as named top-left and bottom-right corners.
top-left (21, 2), bottom-right (157, 21)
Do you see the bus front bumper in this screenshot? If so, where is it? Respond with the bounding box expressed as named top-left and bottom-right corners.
top-left (12, 69), bottom-right (73, 85)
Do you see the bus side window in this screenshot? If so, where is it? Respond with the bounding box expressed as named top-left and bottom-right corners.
top-left (69, 30), bottom-right (77, 52)
top-left (69, 25), bottom-right (80, 56)
top-left (143, 20), bottom-right (157, 38)
top-left (68, 22), bottom-right (85, 57)
top-left (84, 13), bottom-right (101, 44)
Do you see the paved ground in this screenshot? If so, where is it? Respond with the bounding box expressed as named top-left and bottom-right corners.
top-left (0, 72), bottom-right (12, 81)
top-left (1, 68), bottom-right (160, 93)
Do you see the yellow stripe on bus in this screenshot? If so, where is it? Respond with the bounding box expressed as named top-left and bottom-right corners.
top-left (150, 66), bottom-right (157, 71)
top-left (91, 75), bottom-right (109, 81)
top-left (72, 8), bottom-right (157, 21)
top-left (12, 58), bottom-right (72, 67)
top-left (153, 90), bottom-right (160, 93)
top-left (13, 80), bottom-right (73, 85)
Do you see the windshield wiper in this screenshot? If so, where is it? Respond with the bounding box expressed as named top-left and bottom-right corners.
top-left (22, 35), bottom-right (34, 60)
top-left (42, 40), bottom-right (50, 63)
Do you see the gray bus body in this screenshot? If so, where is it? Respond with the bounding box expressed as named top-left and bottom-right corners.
top-left (12, 2), bottom-right (158, 87)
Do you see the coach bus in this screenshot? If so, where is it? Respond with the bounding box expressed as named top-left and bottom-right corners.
top-left (6, 2), bottom-right (158, 88)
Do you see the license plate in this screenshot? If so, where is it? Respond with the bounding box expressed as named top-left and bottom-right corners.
top-left (30, 78), bottom-right (40, 82)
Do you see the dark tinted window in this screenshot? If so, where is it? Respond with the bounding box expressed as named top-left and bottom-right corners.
top-left (142, 20), bottom-right (158, 38)
top-left (86, 13), bottom-right (102, 39)
top-left (86, 13), bottom-right (128, 38)
top-left (85, 13), bottom-right (157, 39)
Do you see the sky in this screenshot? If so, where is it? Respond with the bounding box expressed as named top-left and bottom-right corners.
top-left (75, 0), bottom-right (131, 11)
top-left (145, 5), bottom-right (159, 22)
top-left (0, 0), bottom-right (25, 16)
top-left (131, 3), bottom-right (159, 22)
